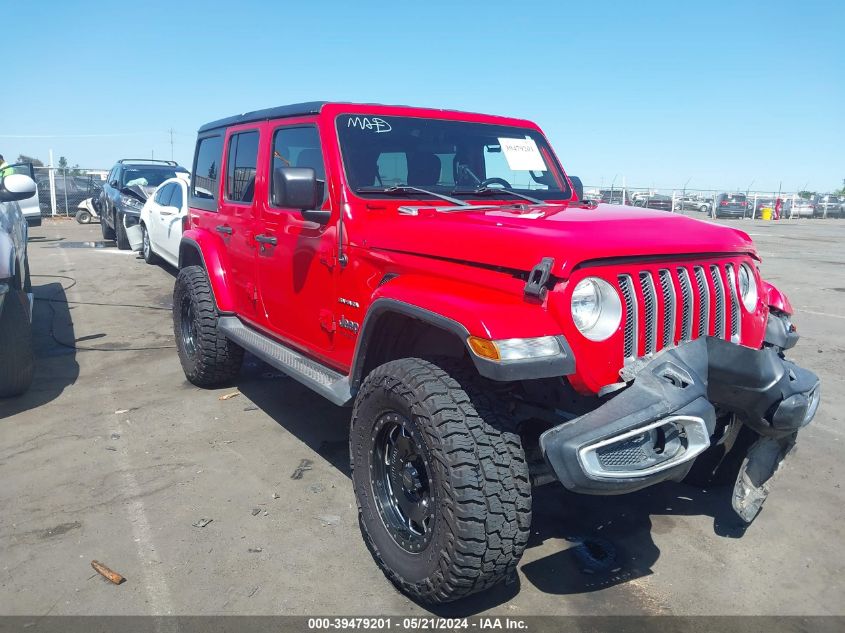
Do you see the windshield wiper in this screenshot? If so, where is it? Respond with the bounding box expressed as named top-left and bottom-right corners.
top-left (356, 185), bottom-right (469, 207)
top-left (451, 186), bottom-right (549, 205)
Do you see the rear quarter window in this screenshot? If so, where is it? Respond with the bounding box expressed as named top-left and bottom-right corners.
top-left (192, 135), bottom-right (224, 205)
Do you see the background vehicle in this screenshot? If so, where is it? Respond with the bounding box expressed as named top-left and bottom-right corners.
top-left (816, 194), bottom-right (843, 217)
top-left (74, 197), bottom-right (100, 224)
top-left (172, 101), bottom-right (820, 605)
top-left (715, 192), bottom-right (750, 218)
top-left (0, 172), bottom-right (37, 397)
top-left (99, 159), bottom-right (188, 249)
top-left (789, 198), bottom-right (817, 218)
top-left (130, 175), bottom-right (190, 267)
top-left (633, 193), bottom-right (673, 211)
top-left (751, 197), bottom-right (775, 215)
top-left (674, 195), bottom-right (711, 213)
top-left (599, 189), bottom-right (631, 205)
top-left (36, 173), bottom-right (101, 219)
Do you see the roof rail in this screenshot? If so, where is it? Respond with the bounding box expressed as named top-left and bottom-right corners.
top-left (118, 158), bottom-right (179, 166)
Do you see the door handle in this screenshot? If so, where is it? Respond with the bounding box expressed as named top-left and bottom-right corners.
top-left (216, 225), bottom-right (233, 235)
top-left (254, 234), bottom-right (277, 246)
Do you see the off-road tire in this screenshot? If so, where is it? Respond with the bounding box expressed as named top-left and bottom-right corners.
top-left (115, 212), bottom-right (130, 250)
top-left (173, 265), bottom-right (243, 387)
top-left (101, 210), bottom-right (115, 240)
top-left (141, 224), bottom-right (159, 265)
top-left (0, 289), bottom-right (34, 398)
top-left (350, 357), bottom-right (531, 603)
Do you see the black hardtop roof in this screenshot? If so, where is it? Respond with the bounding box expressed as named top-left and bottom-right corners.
top-left (197, 102), bottom-right (328, 134)
top-left (196, 101), bottom-right (525, 134)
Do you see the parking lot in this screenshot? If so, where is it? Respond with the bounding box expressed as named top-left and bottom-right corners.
top-left (1, 217), bottom-right (843, 617)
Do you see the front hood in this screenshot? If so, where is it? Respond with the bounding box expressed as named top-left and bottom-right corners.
top-left (121, 185), bottom-right (153, 202)
top-left (360, 202), bottom-right (757, 278)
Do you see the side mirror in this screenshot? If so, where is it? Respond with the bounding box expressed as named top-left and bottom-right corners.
top-left (0, 173), bottom-right (37, 202)
top-left (569, 176), bottom-right (584, 202)
top-left (272, 167), bottom-right (329, 224)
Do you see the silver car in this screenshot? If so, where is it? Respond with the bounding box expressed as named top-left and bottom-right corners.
top-left (0, 172), bottom-right (37, 397)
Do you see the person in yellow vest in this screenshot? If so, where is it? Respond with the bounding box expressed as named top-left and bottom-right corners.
top-left (0, 154), bottom-right (12, 178)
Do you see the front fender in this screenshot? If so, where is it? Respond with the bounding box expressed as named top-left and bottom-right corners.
top-left (352, 274), bottom-right (575, 385)
top-left (762, 280), bottom-right (794, 315)
top-left (371, 274), bottom-right (563, 340)
top-left (179, 229), bottom-right (236, 313)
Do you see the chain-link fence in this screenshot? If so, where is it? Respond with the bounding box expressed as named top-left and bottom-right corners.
top-left (31, 166), bottom-right (108, 218)
top-left (582, 186), bottom-right (845, 220)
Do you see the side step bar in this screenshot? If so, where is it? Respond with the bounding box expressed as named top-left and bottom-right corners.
top-left (218, 316), bottom-right (352, 406)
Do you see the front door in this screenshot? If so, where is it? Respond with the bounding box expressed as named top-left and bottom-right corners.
top-left (254, 121), bottom-right (338, 364)
top-left (147, 182), bottom-right (173, 249)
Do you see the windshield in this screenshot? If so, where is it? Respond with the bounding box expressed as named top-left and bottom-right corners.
top-left (121, 167), bottom-right (186, 188)
top-left (335, 114), bottom-right (571, 201)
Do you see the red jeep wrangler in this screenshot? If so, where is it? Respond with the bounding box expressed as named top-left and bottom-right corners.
top-left (173, 102), bottom-right (820, 603)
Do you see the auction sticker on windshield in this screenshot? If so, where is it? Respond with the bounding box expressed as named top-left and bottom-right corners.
top-left (498, 137), bottom-right (546, 171)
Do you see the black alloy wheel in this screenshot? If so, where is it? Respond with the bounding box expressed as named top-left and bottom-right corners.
top-left (370, 412), bottom-right (435, 552)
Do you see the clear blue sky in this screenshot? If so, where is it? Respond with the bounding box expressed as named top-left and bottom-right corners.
top-left (2, 0), bottom-right (842, 193)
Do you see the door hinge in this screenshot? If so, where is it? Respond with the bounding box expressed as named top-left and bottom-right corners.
top-left (319, 309), bottom-right (336, 333)
top-left (246, 282), bottom-right (258, 303)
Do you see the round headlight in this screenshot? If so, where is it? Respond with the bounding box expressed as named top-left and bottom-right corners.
top-left (738, 264), bottom-right (758, 311)
top-left (570, 277), bottom-right (623, 341)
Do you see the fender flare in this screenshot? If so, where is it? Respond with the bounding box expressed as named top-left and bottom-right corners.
top-left (762, 280), bottom-right (793, 315)
top-left (350, 284), bottom-right (575, 388)
top-left (178, 230), bottom-right (236, 313)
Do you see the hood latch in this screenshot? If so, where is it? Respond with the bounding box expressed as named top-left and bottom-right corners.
top-left (524, 257), bottom-right (555, 302)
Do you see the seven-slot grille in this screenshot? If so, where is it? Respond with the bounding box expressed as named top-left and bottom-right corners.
top-left (618, 262), bottom-right (741, 363)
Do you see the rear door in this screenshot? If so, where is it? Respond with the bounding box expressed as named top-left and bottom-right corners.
top-left (218, 125), bottom-right (262, 321)
top-left (254, 120), bottom-right (338, 363)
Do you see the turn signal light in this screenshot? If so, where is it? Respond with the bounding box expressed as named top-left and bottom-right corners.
top-left (468, 336), bottom-right (500, 360)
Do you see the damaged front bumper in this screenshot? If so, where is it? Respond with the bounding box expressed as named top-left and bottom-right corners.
top-left (540, 335), bottom-right (820, 519)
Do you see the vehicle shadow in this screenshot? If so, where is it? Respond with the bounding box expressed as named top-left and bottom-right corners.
top-left (0, 281), bottom-right (80, 419)
top-left (519, 481), bottom-right (747, 597)
top-left (235, 358), bottom-right (353, 476)
top-left (235, 367), bottom-right (748, 613)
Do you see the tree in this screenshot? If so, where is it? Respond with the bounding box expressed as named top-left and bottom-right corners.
top-left (797, 190), bottom-right (817, 200)
top-left (57, 156), bottom-right (68, 169)
top-left (838, 179), bottom-right (845, 196)
top-left (16, 154), bottom-right (44, 167)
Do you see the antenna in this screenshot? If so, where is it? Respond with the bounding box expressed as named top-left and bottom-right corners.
top-left (169, 128), bottom-right (175, 161)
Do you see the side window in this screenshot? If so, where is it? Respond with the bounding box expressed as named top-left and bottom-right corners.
top-left (192, 135), bottom-right (223, 201)
top-left (225, 131), bottom-right (259, 203)
top-left (170, 183), bottom-right (184, 210)
top-left (271, 126), bottom-right (327, 205)
top-left (154, 183), bottom-right (174, 205)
